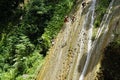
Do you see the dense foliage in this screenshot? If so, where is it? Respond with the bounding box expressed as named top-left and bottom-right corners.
top-left (0, 0), bottom-right (24, 32)
top-left (0, 0), bottom-right (74, 79)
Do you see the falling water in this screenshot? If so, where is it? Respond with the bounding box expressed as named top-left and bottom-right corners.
top-left (95, 0), bottom-right (115, 39)
top-left (79, 0), bottom-right (115, 80)
top-left (79, 0), bottom-right (96, 80)
top-left (36, 0), bottom-right (118, 80)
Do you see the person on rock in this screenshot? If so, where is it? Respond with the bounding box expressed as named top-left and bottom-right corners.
top-left (64, 16), bottom-right (69, 23)
top-left (51, 39), bottom-right (55, 46)
top-left (71, 15), bottom-right (76, 22)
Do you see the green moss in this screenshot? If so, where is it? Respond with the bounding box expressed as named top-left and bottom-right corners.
top-left (92, 27), bottom-right (98, 41)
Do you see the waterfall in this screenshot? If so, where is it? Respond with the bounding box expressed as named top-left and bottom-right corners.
top-left (95, 0), bottom-right (115, 39)
top-left (36, 0), bottom-right (118, 80)
top-left (79, 0), bottom-right (96, 80)
top-left (79, 0), bottom-right (114, 80)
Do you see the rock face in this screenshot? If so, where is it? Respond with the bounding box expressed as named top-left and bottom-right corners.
top-left (36, 0), bottom-right (120, 80)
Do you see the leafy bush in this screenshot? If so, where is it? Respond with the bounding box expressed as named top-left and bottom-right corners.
top-left (0, 32), bottom-right (44, 80)
top-left (0, 0), bottom-right (75, 79)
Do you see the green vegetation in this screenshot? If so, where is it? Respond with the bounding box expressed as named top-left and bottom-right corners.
top-left (94, 0), bottom-right (111, 28)
top-left (0, 0), bottom-right (74, 79)
top-left (0, 0), bottom-right (24, 32)
top-left (92, 28), bottom-right (98, 41)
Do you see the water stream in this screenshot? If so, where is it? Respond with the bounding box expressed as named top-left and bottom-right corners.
top-left (95, 0), bottom-right (115, 39)
top-left (79, 0), bottom-right (115, 80)
top-left (79, 0), bottom-right (96, 80)
top-left (36, 0), bottom-right (118, 80)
